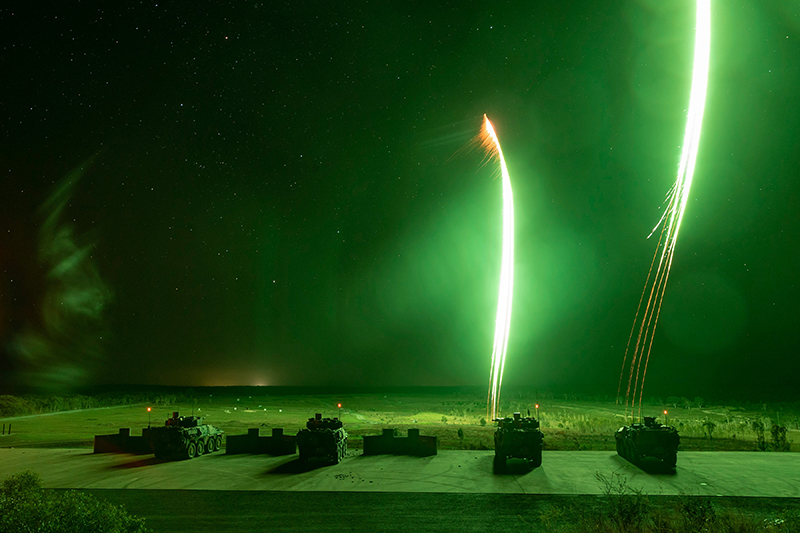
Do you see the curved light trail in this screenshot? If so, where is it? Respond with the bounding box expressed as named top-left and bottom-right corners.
top-left (481, 115), bottom-right (515, 421)
top-left (618, 0), bottom-right (711, 419)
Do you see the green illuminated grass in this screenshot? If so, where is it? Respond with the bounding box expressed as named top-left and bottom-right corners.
top-left (1, 390), bottom-right (797, 453)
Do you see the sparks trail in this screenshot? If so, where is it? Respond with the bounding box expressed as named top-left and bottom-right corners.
top-left (618, 0), bottom-right (711, 419)
top-left (480, 115), bottom-right (515, 422)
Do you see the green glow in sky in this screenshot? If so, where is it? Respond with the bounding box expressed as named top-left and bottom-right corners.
top-left (5, 2), bottom-right (799, 392)
top-left (621, 0), bottom-right (711, 416)
top-left (483, 115), bottom-right (515, 421)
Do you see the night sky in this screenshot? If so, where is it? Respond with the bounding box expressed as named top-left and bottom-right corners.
top-left (1, 1), bottom-right (798, 398)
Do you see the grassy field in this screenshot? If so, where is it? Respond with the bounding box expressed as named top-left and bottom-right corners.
top-left (1, 389), bottom-right (798, 452)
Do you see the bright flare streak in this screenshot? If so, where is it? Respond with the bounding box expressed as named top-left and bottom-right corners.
top-left (618, 0), bottom-right (711, 418)
top-left (482, 115), bottom-right (515, 421)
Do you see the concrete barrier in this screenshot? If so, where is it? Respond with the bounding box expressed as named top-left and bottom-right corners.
top-left (93, 428), bottom-right (153, 454)
top-left (362, 428), bottom-right (437, 457)
top-left (226, 428), bottom-right (297, 455)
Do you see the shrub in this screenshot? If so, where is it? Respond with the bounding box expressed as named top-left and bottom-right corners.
top-left (680, 496), bottom-right (716, 530)
top-left (0, 471), bottom-right (149, 533)
top-left (595, 472), bottom-right (650, 529)
top-left (538, 480), bottom-right (783, 532)
top-left (667, 396), bottom-right (681, 408)
top-left (752, 419), bottom-right (767, 451)
top-left (702, 419), bottom-right (716, 440)
top-left (0, 395), bottom-right (36, 417)
top-left (770, 424), bottom-right (789, 451)
top-left (694, 397), bottom-right (705, 409)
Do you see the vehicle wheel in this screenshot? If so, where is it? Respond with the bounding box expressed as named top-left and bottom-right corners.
top-left (187, 442), bottom-right (197, 459)
top-left (493, 454), bottom-right (506, 474)
top-left (629, 444), bottom-right (640, 464)
top-left (337, 440), bottom-right (345, 463)
top-left (207, 438), bottom-right (216, 452)
top-left (216, 436), bottom-right (223, 451)
top-left (665, 452), bottom-right (678, 469)
top-left (196, 440), bottom-right (205, 456)
top-left (529, 450), bottom-right (542, 468)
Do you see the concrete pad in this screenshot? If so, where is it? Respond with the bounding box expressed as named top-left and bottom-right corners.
top-left (0, 448), bottom-right (797, 497)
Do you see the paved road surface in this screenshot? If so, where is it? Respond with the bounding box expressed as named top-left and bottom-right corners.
top-left (1, 448), bottom-right (798, 497)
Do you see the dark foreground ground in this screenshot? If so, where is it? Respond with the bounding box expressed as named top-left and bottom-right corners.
top-left (71, 490), bottom-right (800, 533)
top-left (6, 447), bottom-right (799, 531)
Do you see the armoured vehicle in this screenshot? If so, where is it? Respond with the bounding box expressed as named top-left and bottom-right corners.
top-left (296, 413), bottom-right (347, 464)
top-left (149, 412), bottom-right (225, 460)
top-left (493, 412), bottom-right (544, 473)
top-left (615, 416), bottom-right (679, 469)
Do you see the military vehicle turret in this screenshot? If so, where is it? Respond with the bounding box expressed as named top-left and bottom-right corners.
top-left (296, 413), bottom-right (347, 464)
top-left (615, 416), bottom-right (679, 469)
top-left (149, 412), bottom-right (225, 460)
top-left (493, 412), bottom-right (544, 473)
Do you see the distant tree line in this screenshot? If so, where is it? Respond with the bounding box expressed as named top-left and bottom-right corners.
top-left (0, 395), bottom-right (104, 418)
top-left (0, 390), bottom-right (200, 418)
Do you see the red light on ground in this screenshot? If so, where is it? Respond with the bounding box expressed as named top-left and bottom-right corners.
top-left (337, 403), bottom-right (342, 408)
top-left (535, 404), bottom-right (539, 409)
top-left (664, 410), bottom-right (668, 415)
top-left (147, 407), bottom-right (151, 412)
